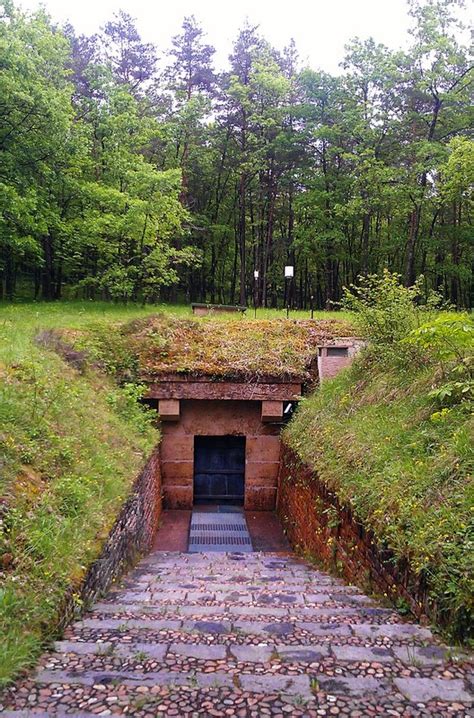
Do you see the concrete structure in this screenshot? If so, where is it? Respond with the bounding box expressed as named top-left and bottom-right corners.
top-left (145, 339), bottom-right (361, 512)
top-left (146, 377), bottom-right (300, 511)
top-left (318, 338), bottom-right (364, 380)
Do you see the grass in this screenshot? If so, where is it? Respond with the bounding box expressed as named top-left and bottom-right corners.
top-left (0, 301), bottom-right (160, 685)
top-left (0, 299), bottom-right (352, 324)
top-left (284, 350), bottom-right (473, 640)
top-left (0, 299), bottom-right (352, 685)
top-left (70, 313), bottom-right (354, 383)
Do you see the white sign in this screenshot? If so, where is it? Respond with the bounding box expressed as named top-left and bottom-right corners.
top-left (254, 270), bottom-right (259, 279)
top-left (284, 265), bottom-right (294, 278)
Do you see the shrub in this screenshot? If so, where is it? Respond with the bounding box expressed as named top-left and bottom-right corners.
top-left (404, 314), bottom-right (474, 408)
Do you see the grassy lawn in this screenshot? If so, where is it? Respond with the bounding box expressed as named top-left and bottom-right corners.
top-left (0, 299), bottom-right (353, 327)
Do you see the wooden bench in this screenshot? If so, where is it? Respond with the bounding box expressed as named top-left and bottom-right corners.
top-left (191, 303), bottom-right (247, 316)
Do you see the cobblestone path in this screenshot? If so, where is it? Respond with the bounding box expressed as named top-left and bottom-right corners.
top-left (1, 551), bottom-right (472, 717)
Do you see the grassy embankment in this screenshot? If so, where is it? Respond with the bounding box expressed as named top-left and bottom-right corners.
top-left (285, 312), bottom-right (473, 641)
top-left (0, 302), bottom-right (164, 686)
top-left (0, 300), bottom-right (351, 685)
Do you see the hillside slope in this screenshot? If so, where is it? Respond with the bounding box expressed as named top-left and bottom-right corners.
top-left (284, 347), bottom-right (473, 640)
top-left (0, 305), bottom-right (158, 685)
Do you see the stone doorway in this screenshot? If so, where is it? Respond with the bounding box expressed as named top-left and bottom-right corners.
top-left (193, 435), bottom-right (246, 505)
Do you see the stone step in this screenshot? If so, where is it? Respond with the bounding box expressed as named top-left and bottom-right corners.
top-left (123, 579), bottom-right (363, 593)
top-left (2, 542), bottom-right (472, 718)
top-left (31, 665), bottom-right (473, 706)
top-left (100, 591), bottom-right (376, 610)
top-left (77, 604), bottom-right (397, 625)
top-left (33, 668), bottom-right (315, 700)
top-left (51, 639), bottom-right (444, 666)
top-left (71, 615), bottom-right (434, 643)
top-left (50, 636), bottom-right (451, 672)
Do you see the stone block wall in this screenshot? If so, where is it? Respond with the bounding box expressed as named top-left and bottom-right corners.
top-left (161, 399), bottom-right (281, 511)
top-left (58, 449), bottom-right (162, 628)
top-left (277, 443), bottom-right (430, 621)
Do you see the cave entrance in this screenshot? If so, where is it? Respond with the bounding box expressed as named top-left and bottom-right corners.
top-left (193, 435), bottom-right (246, 505)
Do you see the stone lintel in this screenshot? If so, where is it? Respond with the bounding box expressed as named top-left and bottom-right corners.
top-left (261, 400), bottom-right (284, 423)
top-left (147, 381), bottom-right (302, 402)
top-left (158, 399), bottom-right (180, 421)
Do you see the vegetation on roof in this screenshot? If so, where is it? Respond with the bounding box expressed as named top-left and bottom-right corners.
top-left (74, 314), bottom-right (355, 383)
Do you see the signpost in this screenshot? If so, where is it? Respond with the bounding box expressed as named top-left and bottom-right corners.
top-left (284, 265), bottom-right (294, 318)
top-left (254, 269), bottom-right (259, 318)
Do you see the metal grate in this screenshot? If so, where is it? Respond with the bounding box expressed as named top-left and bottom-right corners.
top-left (189, 535), bottom-right (252, 545)
top-left (190, 523), bottom-right (248, 532)
top-left (188, 511), bottom-right (253, 553)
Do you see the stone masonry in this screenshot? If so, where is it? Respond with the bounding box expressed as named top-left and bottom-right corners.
top-left (2, 550), bottom-right (472, 717)
top-left (160, 399), bottom-right (282, 511)
top-left (277, 445), bottom-right (451, 626)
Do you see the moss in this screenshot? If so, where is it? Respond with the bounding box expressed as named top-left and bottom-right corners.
top-left (75, 313), bottom-right (354, 383)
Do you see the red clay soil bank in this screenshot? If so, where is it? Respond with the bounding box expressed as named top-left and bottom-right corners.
top-left (277, 443), bottom-right (432, 624)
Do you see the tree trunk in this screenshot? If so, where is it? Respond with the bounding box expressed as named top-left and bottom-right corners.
top-left (41, 235), bottom-right (55, 300)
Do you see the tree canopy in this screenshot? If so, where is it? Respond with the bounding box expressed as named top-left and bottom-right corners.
top-left (0, 0), bottom-right (472, 307)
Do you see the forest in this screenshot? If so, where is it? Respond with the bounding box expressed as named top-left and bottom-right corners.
top-left (0, 0), bottom-right (473, 308)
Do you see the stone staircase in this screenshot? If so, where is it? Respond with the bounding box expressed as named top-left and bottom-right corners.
top-left (1, 551), bottom-right (472, 717)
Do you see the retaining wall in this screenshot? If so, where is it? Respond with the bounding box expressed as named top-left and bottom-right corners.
top-left (59, 449), bottom-right (162, 627)
top-left (277, 443), bottom-right (430, 621)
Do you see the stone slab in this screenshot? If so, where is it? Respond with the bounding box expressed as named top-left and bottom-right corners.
top-left (169, 643), bottom-right (227, 660)
top-left (230, 645), bottom-right (276, 663)
top-left (240, 673), bottom-right (312, 699)
top-left (296, 622), bottom-right (352, 637)
top-left (352, 623), bottom-right (433, 641)
top-left (394, 677), bottom-right (472, 703)
top-left (317, 675), bottom-right (388, 696)
top-left (229, 606), bottom-right (289, 617)
top-left (332, 645), bottom-right (394, 663)
top-left (393, 645), bottom-right (448, 666)
top-left (277, 644), bottom-right (330, 662)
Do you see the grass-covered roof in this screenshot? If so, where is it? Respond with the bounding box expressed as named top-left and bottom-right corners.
top-left (113, 314), bottom-right (355, 382)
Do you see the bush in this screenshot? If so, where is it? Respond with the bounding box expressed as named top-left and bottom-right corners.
top-left (340, 270), bottom-right (422, 346)
top-left (404, 314), bottom-right (474, 407)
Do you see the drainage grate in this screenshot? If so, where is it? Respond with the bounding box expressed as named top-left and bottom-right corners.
top-left (190, 523), bottom-right (248, 532)
top-left (189, 535), bottom-right (252, 545)
top-left (188, 511), bottom-right (253, 553)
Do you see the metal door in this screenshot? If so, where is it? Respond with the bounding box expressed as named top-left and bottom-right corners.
top-left (194, 436), bottom-right (245, 504)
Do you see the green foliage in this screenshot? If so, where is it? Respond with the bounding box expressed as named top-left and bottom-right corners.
top-left (0, 303), bottom-right (158, 685)
top-left (405, 314), bottom-right (474, 407)
top-left (1, 1), bottom-right (472, 309)
top-left (340, 270), bottom-right (423, 345)
top-left (285, 287), bottom-right (473, 639)
top-left (106, 383), bottom-right (155, 434)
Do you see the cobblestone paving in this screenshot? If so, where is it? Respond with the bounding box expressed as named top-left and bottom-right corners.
top-left (1, 552), bottom-right (472, 717)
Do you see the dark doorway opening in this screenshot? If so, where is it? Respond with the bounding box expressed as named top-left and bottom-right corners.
top-left (194, 436), bottom-right (246, 505)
